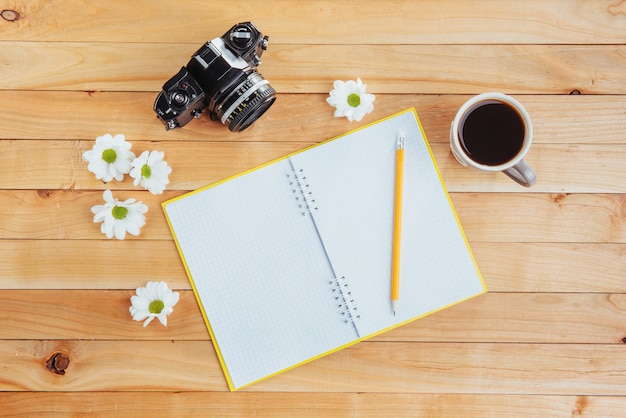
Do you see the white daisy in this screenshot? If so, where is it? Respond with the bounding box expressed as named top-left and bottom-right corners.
top-left (82, 133), bottom-right (135, 182)
top-left (130, 150), bottom-right (172, 195)
top-left (326, 78), bottom-right (376, 122)
top-left (91, 189), bottom-right (148, 240)
top-left (129, 281), bottom-right (180, 327)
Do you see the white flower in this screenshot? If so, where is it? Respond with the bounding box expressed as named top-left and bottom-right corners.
top-left (326, 78), bottom-right (376, 122)
top-left (130, 150), bottom-right (172, 195)
top-left (82, 134), bottom-right (135, 182)
top-left (129, 281), bottom-right (180, 327)
top-left (91, 189), bottom-right (148, 240)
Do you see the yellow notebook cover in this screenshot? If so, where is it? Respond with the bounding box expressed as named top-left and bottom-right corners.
top-left (162, 108), bottom-right (486, 391)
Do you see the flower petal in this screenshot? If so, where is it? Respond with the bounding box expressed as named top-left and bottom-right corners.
top-left (130, 295), bottom-right (149, 310)
top-left (113, 220), bottom-right (127, 240)
top-left (145, 281), bottom-right (160, 300)
top-left (131, 309), bottom-right (150, 321)
top-left (155, 281), bottom-right (169, 301)
top-left (102, 189), bottom-right (114, 202)
top-left (135, 286), bottom-right (152, 301)
top-left (156, 313), bottom-right (168, 326)
top-left (165, 290), bottom-right (180, 308)
top-left (143, 315), bottom-right (155, 327)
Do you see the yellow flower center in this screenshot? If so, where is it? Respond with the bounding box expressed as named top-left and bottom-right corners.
top-left (111, 205), bottom-right (128, 220)
top-left (102, 148), bottom-right (117, 163)
top-left (141, 164), bottom-right (152, 179)
top-left (149, 299), bottom-right (164, 314)
top-left (347, 93), bottom-right (361, 107)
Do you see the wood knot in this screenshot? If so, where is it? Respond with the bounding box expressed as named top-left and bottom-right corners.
top-left (569, 89), bottom-right (582, 95)
top-left (46, 352), bottom-right (70, 375)
top-left (37, 189), bottom-right (52, 199)
top-left (622, 336), bottom-right (626, 344)
top-left (1, 9), bottom-right (20, 22)
top-left (572, 395), bottom-right (588, 416)
top-left (549, 193), bottom-right (568, 204)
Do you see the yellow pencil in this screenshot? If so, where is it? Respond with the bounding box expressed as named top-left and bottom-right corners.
top-left (391, 132), bottom-right (405, 315)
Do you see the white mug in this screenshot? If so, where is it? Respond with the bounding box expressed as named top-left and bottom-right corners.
top-left (450, 92), bottom-right (537, 187)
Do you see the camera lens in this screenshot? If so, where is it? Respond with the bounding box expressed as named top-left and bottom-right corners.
top-left (217, 73), bottom-right (276, 132)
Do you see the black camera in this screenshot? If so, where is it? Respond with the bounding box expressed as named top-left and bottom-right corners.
top-left (154, 22), bottom-right (276, 132)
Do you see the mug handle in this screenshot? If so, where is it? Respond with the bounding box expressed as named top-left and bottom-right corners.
top-left (503, 159), bottom-right (537, 187)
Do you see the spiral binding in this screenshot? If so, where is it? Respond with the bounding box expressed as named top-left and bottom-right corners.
top-left (329, 276), bottom-right (360, 324)
top-left (287, 168), bottom-right (318, 216)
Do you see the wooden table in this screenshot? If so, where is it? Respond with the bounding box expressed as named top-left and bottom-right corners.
top-left (1, 1), bottom-right (625, 416)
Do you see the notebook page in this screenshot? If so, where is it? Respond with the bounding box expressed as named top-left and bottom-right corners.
top-left (164, 160), bottom-right (359, 390)
top-left (361, 111), bottom-right (486, 334)
top-left (290, 110), bottom-right (485, 337)
top-left (289, 118), bottom-right (395, 336)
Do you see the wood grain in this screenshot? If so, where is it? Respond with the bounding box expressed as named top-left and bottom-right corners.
top-left (1, 190), bottom-right (623, 242)
top-left (455, 193), bottom-right (626, 243)
top-left (474, 243), bottom-right (626, 292)
top-left (1, 392), bottom-right (625, 418)
top-left (2, 0), bottom-right (625, 44)
top-left (0, 240), bottom-right (187, 289)
top-left (2, 140), bottom-right (625, 193)
top-left (2, 241), bottom-right (623, 292)
top-left (2, 42), bottom-right (626, 93)
top-left (2, 93), bottom-right (626, 144)
top-left (3, 340), bottom-right (626, 394)
top-left (2, 290), bottom-right (626, 344)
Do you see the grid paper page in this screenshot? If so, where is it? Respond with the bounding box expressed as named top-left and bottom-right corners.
top-left (164, 160), bottom-right (360, 390)
top-left (290, 110), bottom-right (486, 338)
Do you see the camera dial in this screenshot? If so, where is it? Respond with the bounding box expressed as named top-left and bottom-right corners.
top-left (171, 91), bottom-right (188, 108)
top-left (230, 26), bottom-right (253, 49)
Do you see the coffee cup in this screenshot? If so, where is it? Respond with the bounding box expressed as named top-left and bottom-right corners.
top-left (450, 92), bottom-right (537, 187)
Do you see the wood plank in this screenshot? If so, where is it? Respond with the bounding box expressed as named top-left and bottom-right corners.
top-left (0, 140), bottom-right (303, 192)
top-left (2, 0), bottom-right (625, 44)
top-left (454, 193), bottom-right (626, 244)
top-left (1, 190), bottom-right (623, 242)
top-left (3, 140), bottom-right (625, 193)
top-left (474, 243), bottom-right (626, 293)
top-left (385, 292), bottom-right (626, 344)
top-left (3, 340), bottom-right (626, 394)
top-left (1, 340), bottom-right (226, 391)
top-left (438, 144), bottom-right (626, 193)
top-left (2, 290), bottom-right (626, 344)
top-left (1, 392), bottom-right (625, 418)
top-left (269, 44), bottom-right (626, 94)
top-left (0, 240), bottom-right (188, 289)
top-left (2, 92), bottom-right (626, 145)
top-left (1, 241), bottom-right (623, 293)
top-left (0, 290), bottom-right (208, 341)
top-left (2, 42), bottom-right (626, 94)
top-left (253, 342), bottom-right (626, 394)
top-left (0, 189), bottom-right (177, 240)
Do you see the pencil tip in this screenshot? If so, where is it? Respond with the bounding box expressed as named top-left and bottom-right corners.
top-left (396, 132), bottom-right (405, 149)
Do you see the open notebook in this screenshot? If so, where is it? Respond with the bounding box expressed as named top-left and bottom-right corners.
top-left (163, 108), bottom-right (486, 390)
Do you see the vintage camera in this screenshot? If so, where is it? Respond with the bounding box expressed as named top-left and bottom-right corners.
top-left (154, 22), bottom-right (276, 132)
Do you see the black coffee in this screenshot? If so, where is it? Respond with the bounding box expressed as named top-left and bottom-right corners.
top-left (460, 102), bottom-right (525, 166)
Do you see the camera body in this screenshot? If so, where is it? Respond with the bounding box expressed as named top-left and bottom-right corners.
top-left (154, 22), bottom-right (276, 132)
